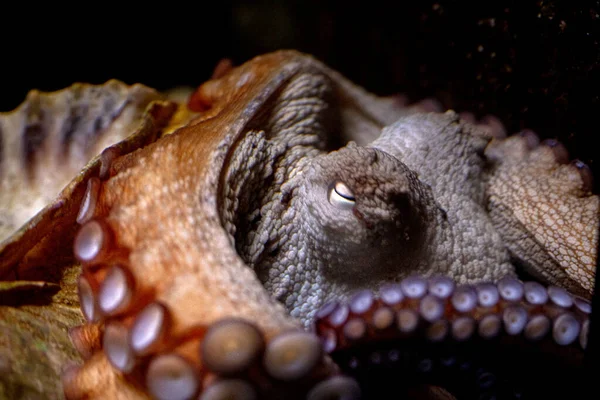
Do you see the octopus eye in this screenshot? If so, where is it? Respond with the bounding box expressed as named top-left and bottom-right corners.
top-left (328, 181), bottom-right (355, 210)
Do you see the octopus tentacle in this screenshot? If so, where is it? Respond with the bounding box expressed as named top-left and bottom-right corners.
top-left (64, 130), bottom-right (355, 398)
top-left (459, 111), bottom-right (508, 139)
top-left (477, 115), bottom-right (508, 139)
top-left (77, 273), bottom-right (101, 322)
top-left (315, 274), bottom-right (589, 398)
top-left (129, 302), bottom-right (170, 356)
top-left (67, 318), bottom-right (352, 399)
top-left (68, 323), bottom-right (103, 360)
top-left (485, 130), bottom-right (598, 297)
top-left (62, 353), bottom-right (148, 400)
top-left (450, 113), bottom-right (598, 298)
top-left (316, 274), bottom-right (589, 351)
top-left (77, 177), bottom-right (102, 224)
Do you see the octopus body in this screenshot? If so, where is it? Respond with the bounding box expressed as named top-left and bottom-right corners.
top-left (0, 51), bottom-right (597, 399)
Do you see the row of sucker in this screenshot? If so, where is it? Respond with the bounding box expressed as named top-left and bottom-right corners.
top-left (540, 137), bottom-right (594, 191)
top-left (490, 129), bottom-right (594, 193)
top-left (467, 114), bottom-right (595, 194)
top-left (315, 275), bottom-right (590, 352)
top-left (314, 274), bottom-right (590, 398)
top-left (69, 165), bottom-right (359, 399)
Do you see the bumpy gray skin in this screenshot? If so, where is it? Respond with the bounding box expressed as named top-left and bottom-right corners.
top-left (220, 71), bottom-right (518, 325)
top-left (371, 113), bottom-right (513, 282)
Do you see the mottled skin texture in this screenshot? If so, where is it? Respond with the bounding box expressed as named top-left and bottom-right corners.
top-left (0, 51), bottom-right (596, 399)
top-left (220, 73), bottom-right (442, 323)
top-left (485, 135), bottom-right (598, 295)
top-left (372, 114), bottom-right (513, 283)
top-left (220, 68), bottom-right (594, 326)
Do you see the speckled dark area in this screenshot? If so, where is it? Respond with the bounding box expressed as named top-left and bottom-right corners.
top-left (3, 1), bottom-right (598, 178)
top-left (233, 1), bottom-right (600, 182)
top-left (3, 2), bottom-right (599, 176)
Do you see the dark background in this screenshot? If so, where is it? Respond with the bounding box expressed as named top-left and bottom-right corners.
top-left (3, 0), bottom-right (598, 178)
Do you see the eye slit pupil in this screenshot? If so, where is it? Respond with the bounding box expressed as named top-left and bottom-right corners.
top-left (328, 181), bottom-right (356, 210)
top-left (334, 182), bottom-right (355, 201)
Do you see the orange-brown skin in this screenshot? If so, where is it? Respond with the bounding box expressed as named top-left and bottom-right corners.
top-left (61, 53), bottom-right (345, 398)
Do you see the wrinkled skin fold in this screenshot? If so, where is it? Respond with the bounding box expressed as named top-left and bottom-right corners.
top-left (0, 51), bottom-right (597, 399)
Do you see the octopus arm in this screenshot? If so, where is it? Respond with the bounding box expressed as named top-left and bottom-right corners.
top-left (485, 133), bottom-right (599, 297)
top-left (61, 51), bottom-right (376, 399)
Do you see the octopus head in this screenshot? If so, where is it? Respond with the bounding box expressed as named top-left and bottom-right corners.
top-left (300, 143), bottom-right (430, 281)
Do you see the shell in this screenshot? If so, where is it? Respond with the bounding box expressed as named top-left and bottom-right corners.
top-left (0, 80), bottom-right (181, 398)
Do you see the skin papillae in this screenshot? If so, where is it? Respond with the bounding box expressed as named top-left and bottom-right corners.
top-left (0, 50), bottom-right (597, 399)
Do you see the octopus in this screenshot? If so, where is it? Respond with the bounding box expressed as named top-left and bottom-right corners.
top-left (0, 51), bottom-right (597, 399)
